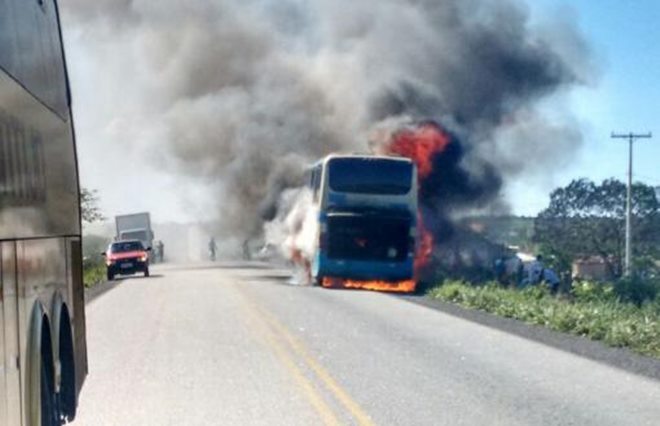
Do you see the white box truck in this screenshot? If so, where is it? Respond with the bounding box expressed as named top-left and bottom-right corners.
top-left (115, 212), bottom-right (154, 250)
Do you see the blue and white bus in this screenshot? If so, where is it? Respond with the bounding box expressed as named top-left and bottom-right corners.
top-left (306, 155), bottom-right (418, 291)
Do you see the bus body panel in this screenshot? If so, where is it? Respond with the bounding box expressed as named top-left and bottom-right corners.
top-left (0, 0), bottom-right (69, 118)
top-left (1, 231), bottom-right (85, 426)
top-left (1, 241), bottom-right (22, 425)
top-left (0, 69), bottom-right (80, 240)
top-left (1, 0), bottom-right (86, 423)
top-left (13, 237), bottom-right (82, 424)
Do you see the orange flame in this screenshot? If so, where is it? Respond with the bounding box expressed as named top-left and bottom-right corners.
top-left (384, 122), bottom-right (450, 275)
top-left (385, 122), bottom-right (450, 179)
top-left (415, 219), bottom-right (433, 272)
top-left (322, 277), bottom-right (416, 293)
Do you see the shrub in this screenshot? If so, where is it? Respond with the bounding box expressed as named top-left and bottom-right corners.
top-left (83, 258), bottom-right (106, 288)
top-left (614, 276), bottom-right (659, 306)
top-left (428, 280), bottom-right (660, 358)
top-left (571, 280), bottom-right (615, 303)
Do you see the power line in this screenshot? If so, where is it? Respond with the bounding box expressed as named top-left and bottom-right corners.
top-left (611, 132), bottom-right (653, 276)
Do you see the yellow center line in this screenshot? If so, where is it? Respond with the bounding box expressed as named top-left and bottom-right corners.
top-left (239, 291), bottom-right (340, 426)
top-left (237, 284), bottom-right (376, 426)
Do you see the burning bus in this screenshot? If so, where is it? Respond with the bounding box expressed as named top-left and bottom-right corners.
top-left (305, 154), bottom-right (419, 292)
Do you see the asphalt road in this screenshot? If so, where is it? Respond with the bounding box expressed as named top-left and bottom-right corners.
top-left (73, 262), bottom-right (660, 425)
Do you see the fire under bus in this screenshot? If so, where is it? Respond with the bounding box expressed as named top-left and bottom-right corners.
top-left (307, 155), bottom-right (418, 292)
top-left (1, 0), bottom-right (88, 425)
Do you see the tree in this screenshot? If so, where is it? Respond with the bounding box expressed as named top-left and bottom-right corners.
top-left (80, 187), bottom-right (105, 223)
top-left (534, 178), bottom-right (660, 278)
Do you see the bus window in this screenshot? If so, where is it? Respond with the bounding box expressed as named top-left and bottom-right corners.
top-left (0, 112), bottom-right (8, 197)
top-left (328, 157), bottom-right (412, 195)
top-left (30, 132), bottom-right (46, 202)
top-left (8, 117), bottom-right (21, 200)
top-left (0, 111), bottom-right (46, 204)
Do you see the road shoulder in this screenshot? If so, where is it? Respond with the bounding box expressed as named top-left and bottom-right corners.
top-left (399, 294), bottom-right (660, 382)
top-left (85, 279), bottom-right (121, 304)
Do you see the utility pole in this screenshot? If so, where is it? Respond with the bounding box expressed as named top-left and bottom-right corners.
top-left (611, 131), bottom-right (652, 276)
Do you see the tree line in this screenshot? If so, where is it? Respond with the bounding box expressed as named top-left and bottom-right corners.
top-left (534, 178), bottom-right (660, 279)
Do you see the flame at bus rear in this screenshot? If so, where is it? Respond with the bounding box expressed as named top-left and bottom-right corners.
top-left (386, 122), bottom-right (450, 180)
top-left (385, 122), bottom-right (453, 273)
top-left (322, 277), bottom-right (416, 293)
top-left (415, 219), bottom-right (433, 271)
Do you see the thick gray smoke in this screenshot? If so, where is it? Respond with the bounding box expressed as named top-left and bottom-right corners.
top-left (62, 0), bottom-right (593, 239)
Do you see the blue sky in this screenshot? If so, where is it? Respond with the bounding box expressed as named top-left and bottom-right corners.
top-left (512, 0), bottom-right (660, 215)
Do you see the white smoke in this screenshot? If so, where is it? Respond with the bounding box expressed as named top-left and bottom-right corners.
top-left (263, 188), bottom-right (318, 260)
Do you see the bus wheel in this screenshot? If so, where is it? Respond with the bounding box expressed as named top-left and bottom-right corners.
top-left (313, 275), bottom-right (323, 287)
top-left (41, 349), bottom-right (59, 425)
top-left (59, 311), bottom-right (77, 421)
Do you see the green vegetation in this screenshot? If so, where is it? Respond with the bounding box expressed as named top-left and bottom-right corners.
top-left (83, 257), bottom-right (106, 288)
top-left (82, 234), bottom-right (110, 288)
top-left (430, 177), bottom-right (660, 358)
top-left (81, 187), bottom-right (108, 288)
top-left (428, 280), bottom-right (660, 358)
top-left (534, 178), bottom-right (660, 278)
top-left (80, 187), bottom-right (105, 223)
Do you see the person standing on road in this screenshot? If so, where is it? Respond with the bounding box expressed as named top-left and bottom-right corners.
top-left (158, 240), bottom-right (165, 262)
top-left (208, 237), bottom-right (217, 261)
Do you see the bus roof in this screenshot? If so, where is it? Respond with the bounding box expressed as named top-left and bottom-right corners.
top-left (311, 154), bottom-right (414, 168)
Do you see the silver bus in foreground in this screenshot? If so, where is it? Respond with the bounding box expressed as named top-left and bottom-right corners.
top-left (1, 0), bottom-right (87, 424)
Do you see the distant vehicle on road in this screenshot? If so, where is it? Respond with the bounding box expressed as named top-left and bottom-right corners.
top-left (306, 155), bottom-right (418, 290)
top-left (115, 212), bottom-right (154, 253)
top-left (0, 0), bottom-right (88, 423)
top-left (104, 240), bottom-right (151, 280)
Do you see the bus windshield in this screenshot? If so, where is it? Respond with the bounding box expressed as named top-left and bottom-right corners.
top-left (328, 157), bottom-right (413, 195)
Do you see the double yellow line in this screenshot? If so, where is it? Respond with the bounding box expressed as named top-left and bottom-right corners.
top-left (237, 287), bottom-right (375, 426)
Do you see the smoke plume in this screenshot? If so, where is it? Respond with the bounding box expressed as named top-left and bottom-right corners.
top-left (62, 0), bottom-right (593, 241)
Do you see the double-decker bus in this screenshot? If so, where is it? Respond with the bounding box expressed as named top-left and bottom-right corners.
top-left (1, 0), bottom-right (87, 424)
top-left (306, 155), bottom-right (418, 292)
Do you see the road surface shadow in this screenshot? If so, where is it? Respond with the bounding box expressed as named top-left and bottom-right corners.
top-left (398, 294), bottom-right (660, 382)
top-left (163, 261), bottom-right (275, 272)
top-left (85, 275), bottom-right (165, 303)
top-left (248, 274), bottom-right (293, 282)
top-left (85, 279), bottom-right (121, 304)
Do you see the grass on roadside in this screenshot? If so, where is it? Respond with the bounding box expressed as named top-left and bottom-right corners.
top-left (428, 280), bottom-right (660, 359)
top-left (83, 259), bottom-right (106, 288)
